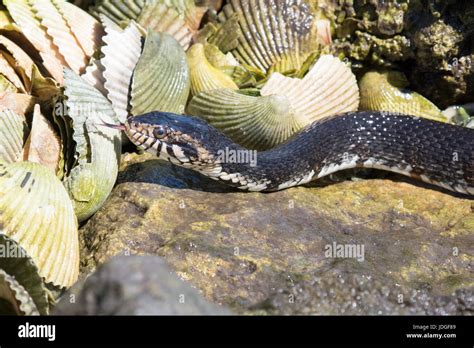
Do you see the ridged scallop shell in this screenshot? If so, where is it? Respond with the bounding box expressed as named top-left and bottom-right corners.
top-left (0, 52), bottom-right (25, 92)
top-left (0, 92), bottom-right (36, 115)
top-left (101, 17), bottom-right (142, 122)
top-left (0, 233), bottom-right (49, 315)
top-left (359, 70), bottom-right (447, 122)
top-left (218, 0), bottom-right (320, 74)
top-left (188, 55), bottom-right (359, 150)
top-left (0, 74), bottom-right (17, 92)
top-left (55, 0), bottom-right (104, 58)
top-left (31, 0), bottom-right (88, 74)
top-left (90, 0), bottom-right (206, 49)
top-left (0, 268), bottom-right (39, 315)
top-left (130, 31), bottom-right (190, 115)
top-left (188, 89), bottom-right (302, 150)
top-left (4, 0), bottom-right (66, 83)
top-left (0, 110), bottom-right (24, 163)
top-left (61, 69), bottom-right (122, 222)
top-left (261, 55), bottom-right (359, 124)
top-left (0, 161), bottom-right (79, 288)
top-left (23, 104), bottom-right (61, 174)
top-left (188, 43), bottom-right (238, 96)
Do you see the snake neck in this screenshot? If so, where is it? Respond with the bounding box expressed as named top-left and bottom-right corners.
top-left (213, 112), bottom-right (473, 194)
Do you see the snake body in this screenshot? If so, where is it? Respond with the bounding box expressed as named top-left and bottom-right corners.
top-left (123, 111), bottom-right (474, 195)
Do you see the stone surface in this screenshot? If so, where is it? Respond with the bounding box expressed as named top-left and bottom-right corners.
top-left (53, 255), bottom-right (230, 315)
top-left (79, 153), bottom-right (474, 314)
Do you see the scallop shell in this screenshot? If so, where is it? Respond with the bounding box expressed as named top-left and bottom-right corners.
top-left (0, 161), bottom-right (79, 288)
top-left (0, 74), bottom-right (17, 92)
top-left (359, 70), bottom-right (447, 122)
top-left (90, 0), bottom-right (207, 49)
top-left (101, 17), bottom-right (142, 122)
top-left (218, 0), bottom-right (320, 74)
top-left (188, 43), bottom-right (238, 96)
top-left (261, 55), bottom-right (359, 124)
top-left (130, 31), bottom-right (190, 115)
top-left (31, 0), bottom-right (89, 74)
top-left (0, 52), bottom-right (25, 92)
top-left (0, 268), bottom-right (39, 315)
top-left (0, 233), bottom-right (49, 315)
top-left (188, 55), bottom-right (359, 150)
top-left (0, 109), bottom-right (24, 163)
top-left (61, 69), bottom-right (122, 222)
top-left (23, 104), bottom-right (61, 174)
top-left (55, 0), bottom-right (104, 58)
top-left (137, 1), bottom-right (193, 49)
top-left (0, 91), bottom-right (36, 114)
top-left (4, 0), bottom-right (66, 83)
top-left (0, 34), bottom-right (59, 101)
top-left (188, 89), bottom-right (302, 150)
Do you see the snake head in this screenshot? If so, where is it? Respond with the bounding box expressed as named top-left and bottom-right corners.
top-left (124, 111), bottom-right (235, 166)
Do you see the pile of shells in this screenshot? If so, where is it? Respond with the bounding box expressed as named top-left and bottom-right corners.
top-left (0, 0), bottom-right (471, 315)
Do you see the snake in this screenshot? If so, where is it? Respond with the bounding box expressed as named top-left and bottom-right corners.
top-left (117, 111), bottom-right (474, 195)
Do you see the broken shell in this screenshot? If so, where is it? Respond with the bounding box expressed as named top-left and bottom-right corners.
top-left (0, 161), bottom-right (79, 288)
top-left (359, 70), bottom-right (447, 122)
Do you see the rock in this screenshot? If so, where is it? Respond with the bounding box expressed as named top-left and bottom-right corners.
top-left (322, 0), bottom-right (474, 108)
top-left (264, 273), bottom-right (474, 315)
top-left (53, 255), bottom-right (231, 315)
top-left (78, 154), bottom-right (474, 314)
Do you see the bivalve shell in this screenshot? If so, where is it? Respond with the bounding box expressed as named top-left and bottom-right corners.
top-left (0, 161), bottom-right (79, 288)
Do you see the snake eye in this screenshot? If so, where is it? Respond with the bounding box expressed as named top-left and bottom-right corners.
top-left (153, 125), bottom-right (167, 139)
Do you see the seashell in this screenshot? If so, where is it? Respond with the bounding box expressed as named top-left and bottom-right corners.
top-left (188, 55), bottom-right (359, 150)
top-left (0, 268), bottom-right (39, 315)
top-left (0, 51), bottom-right (25, 92)
top-left (217, 0), bottom-right (320, 74)
top-left (0, 34), bottom-right (34, 89)
top-left (31, 0), bottom-right (89, 74)
top-left (81, 54), bottom-right (107, 95)
top-left (0, 91), bottom-right (36, 114)
top-left (136, 2), bottom-right (193, 50)
top-left (101, 17), bottom-right (142, 122)
top-left (0, 161), bottom-right (79, 288)
top-left (187, 43), bottom-right (238, 96)
top-left (0, 109), bottom-right (24, 163)
top-left (61, 69), bottom-right (122, 222)
top-left (0, 233), bottom-right (49, 315)
top-left (260, 55), bottom-right (359, 124)
top-left (0, 74), bottom-right (17, 92)
top-left (0, 35), bottom-right (60, 100)
top-left (130, 31), bottom-right (190, 115)
top-left (359, 70), bottom-right (447, 122)
top-left (23, 104), bottom-right (61, 174)
top-left (4, 0), bottom-right (67, 83)
top-left (55, 0), bottom-right (104, 58)
top-left (90, 0), bottom-right (207, 50)
top-left (188, 88), bottom-right (302, 150)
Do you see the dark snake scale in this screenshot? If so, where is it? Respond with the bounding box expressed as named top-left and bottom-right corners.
top-left (123, 111), bottom-right (474, 195)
